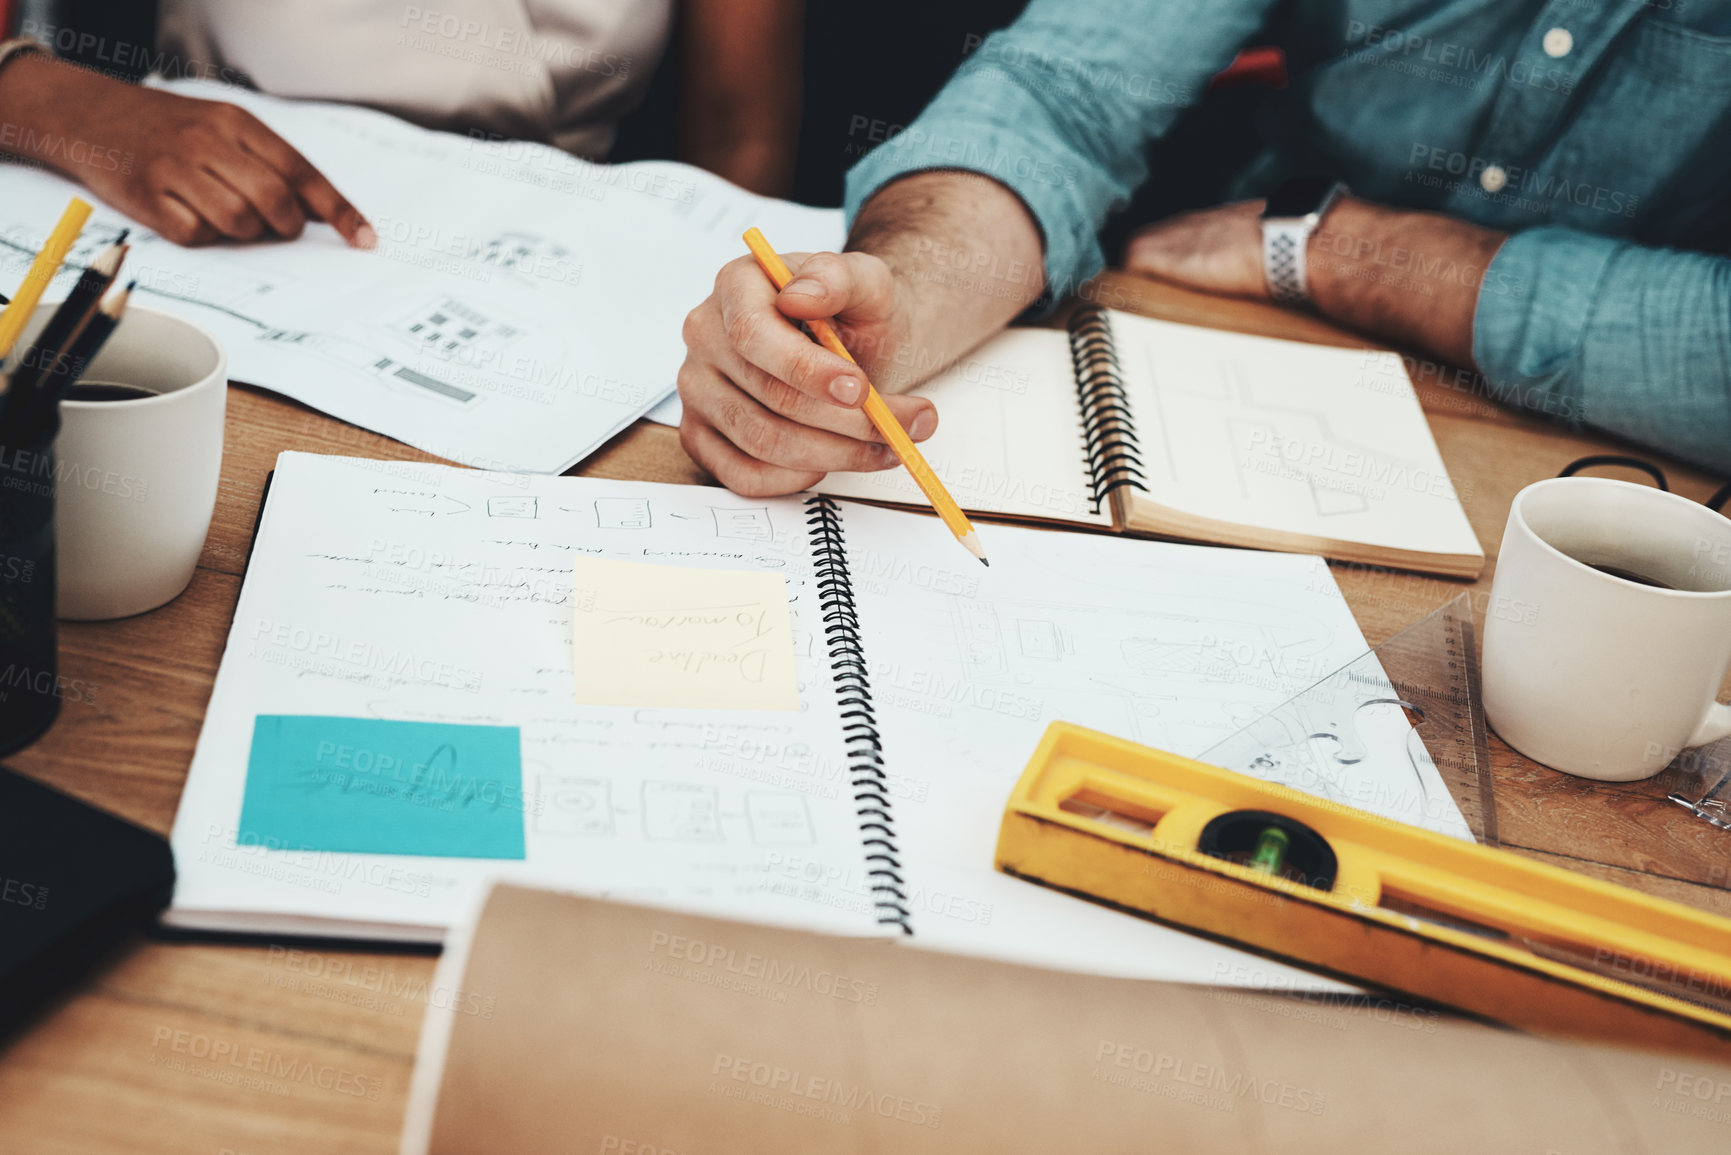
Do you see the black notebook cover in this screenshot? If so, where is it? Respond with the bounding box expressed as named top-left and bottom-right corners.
top-left (0, 766), bottom-right (175, 1037)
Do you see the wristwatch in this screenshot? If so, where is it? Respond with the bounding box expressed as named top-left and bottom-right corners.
top-left (0, 38), bottom-right (48, 83)
top-left (1260, 177), bottom-right (1350, 304)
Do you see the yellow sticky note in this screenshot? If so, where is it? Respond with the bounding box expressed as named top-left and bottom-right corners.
top-left (571, 557), bottom-right (800, 710)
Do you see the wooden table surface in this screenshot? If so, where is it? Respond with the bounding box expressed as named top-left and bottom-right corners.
top-left (4, 273), bottom-right (1730, 1153)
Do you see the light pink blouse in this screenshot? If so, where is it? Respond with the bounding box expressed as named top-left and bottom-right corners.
top-left (158, 0), bottom-right (673, 158)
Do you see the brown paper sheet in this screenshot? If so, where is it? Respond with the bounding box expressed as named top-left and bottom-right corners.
top-left (406, 884), bottom-right (1731, 1154)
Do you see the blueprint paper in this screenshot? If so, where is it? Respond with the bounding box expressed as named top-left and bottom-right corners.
top-left (0, 82), bottom-right (843, 473)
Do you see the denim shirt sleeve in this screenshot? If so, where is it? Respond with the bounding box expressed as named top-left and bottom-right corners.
top-left (1475, 231), bottom-right (1731, 474)
top-left (843, 0), bottom-right (1276, 297)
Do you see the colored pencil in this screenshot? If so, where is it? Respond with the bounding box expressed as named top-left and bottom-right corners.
top-left (0, 196), bottom-right (92, 365)
top-left (5, 233), bottom-right (128, 402)
top-left (15, 280), bottom-right (132, 442)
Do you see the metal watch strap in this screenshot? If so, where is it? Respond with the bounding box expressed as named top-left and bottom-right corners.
top-left (1262, 218), bottom-right (1311, 304)
top-left (0, 39), bottom-right (49, 79)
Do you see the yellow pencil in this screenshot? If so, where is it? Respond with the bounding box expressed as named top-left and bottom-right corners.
top-left (0, 196), bottom-right (93, 365)
top-left (742, 228), bottom-right (988, 567)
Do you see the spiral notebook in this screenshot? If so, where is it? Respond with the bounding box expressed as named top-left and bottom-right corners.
top-left (819, 307), bottom-right (1485, 578)
top-left (167, 453), bottom-right (1466, 986)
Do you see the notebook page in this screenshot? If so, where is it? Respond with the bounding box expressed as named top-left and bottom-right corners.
top-left (1109, 312), bottom-right (1482, 558)
top-left (168, 453), bottom-right (886, 940)
top-left (838, 503), bottom-right (1471, 985)
top-left (816, 329), bottom-right (1112, 527)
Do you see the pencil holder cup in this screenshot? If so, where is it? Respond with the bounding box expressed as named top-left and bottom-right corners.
top-left (14, 303), bottom-right (226, 620)
top-left (0, 421), bottom-right (60, 755)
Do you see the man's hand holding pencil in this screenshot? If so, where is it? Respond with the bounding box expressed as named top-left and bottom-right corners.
top-left (677, 244), bottom-right (938, 499)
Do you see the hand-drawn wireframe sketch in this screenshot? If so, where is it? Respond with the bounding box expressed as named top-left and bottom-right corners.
top-left (594, 498), bottom-right (653, 529)
top-left (487, 497), bottom-right (539, 519)
top-left (712, 506), bottom-right (774, 541)
top-left (951, 599), bottom-right (1009, 679)
top-left (1121, 322), bottom-right (1470, 560)
top-left (643, 781), bottom-right (724, 842)
top-left (391, 296), bottom-right (521, 360)
top-left (745, 792), bottom-right (816, 846)
top-left (376, 489), bottom-right (472, 517)
top-left (256, 328), bottom-right (478, 403)
top-left (1015, 618), bottom-right (1067, 660)
top-left (536, 775), bottom-right (616, 837)
top-left (468, 230), bottom-right (583, 290)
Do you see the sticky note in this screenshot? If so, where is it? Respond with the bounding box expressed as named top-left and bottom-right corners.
top-left (239, 715), bottom-right (526, 859)
top-left (571, 557), bottom-right (800, 710)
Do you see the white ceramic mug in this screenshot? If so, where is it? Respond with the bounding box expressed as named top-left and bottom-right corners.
top-left (19, 304), bottom-right (227, 620)
top-left (1482, 477), bottom-right (1731, 781)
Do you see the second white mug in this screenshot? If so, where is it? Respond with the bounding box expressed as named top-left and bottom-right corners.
top-left (1482, 477), bottom-right (1731, 782)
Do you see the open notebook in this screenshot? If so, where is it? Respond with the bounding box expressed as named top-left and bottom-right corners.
top-left (168, 453), bottom-right (1468, 987)
top-left (819, 308), bottom-right (1484, 577)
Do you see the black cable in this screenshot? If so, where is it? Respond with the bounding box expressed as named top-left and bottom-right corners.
top-left (1557, 455), bottom-right (1669, 490)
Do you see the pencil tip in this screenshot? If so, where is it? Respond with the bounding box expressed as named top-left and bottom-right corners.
top-left (115, 228), bottom-right (130, 244)
top-left (980, 558), bottom-right (990, 567)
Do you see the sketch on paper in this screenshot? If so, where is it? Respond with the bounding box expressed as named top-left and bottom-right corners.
top-left (595, 498), bottom-right (653, 529)
top-left (746, 792), bottom-right (817, 847)
top-left (536, 775), bottom-right (615, 837)
top-left (488, 497), bottom-right (539, 519)
top-left (712, 507), bottom-right (774, 542)
top-left (643, 781), bottom-right (724, 842)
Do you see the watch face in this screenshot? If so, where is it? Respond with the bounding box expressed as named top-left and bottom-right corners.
top-left (1264, 176), bottom-right (1338, 218)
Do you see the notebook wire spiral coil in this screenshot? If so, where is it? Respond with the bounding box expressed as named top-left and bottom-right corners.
top-left (1069, 304), bottom-right (1148, 515)
top-left (805, 495), bottom-right (912, 933)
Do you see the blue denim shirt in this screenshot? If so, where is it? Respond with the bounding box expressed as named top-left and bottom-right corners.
top-left (844, 0), bottom-right (1731, 473)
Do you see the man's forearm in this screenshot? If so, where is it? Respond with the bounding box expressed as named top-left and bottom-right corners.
top-left (1307, 197), bottom-right (1508, 370)
top-left (846, 171), bottom-right (1046, 392)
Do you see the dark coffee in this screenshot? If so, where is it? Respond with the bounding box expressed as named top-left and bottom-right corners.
top-left (63, 383), bottom-right (158, 403)
top-left (1588, 563), bottom-right (1678, 590)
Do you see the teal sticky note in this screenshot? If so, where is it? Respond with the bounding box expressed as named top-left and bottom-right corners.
top-left (240, 715), bottom-right (526, 859)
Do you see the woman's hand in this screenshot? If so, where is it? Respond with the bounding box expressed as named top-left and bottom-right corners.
top-left (0, 52), bottom-right (373, 248)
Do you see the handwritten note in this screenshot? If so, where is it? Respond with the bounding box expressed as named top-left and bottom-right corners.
top-left (571, 557), bottom-right (799, 710)
top-left (239, 715), bottom-right (526, 859)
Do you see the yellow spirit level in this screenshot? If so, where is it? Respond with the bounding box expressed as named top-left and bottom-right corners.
top-left (995, 722), bottom-right (1731, 1058)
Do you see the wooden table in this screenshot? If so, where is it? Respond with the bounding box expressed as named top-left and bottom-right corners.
top-left (4, 274), bottom-right (1729, 1152)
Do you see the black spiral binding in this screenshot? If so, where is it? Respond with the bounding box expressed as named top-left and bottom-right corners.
top-left (804, 495), bottom-right (912, 935)
top-left (1069, 304), bottom-right (1148, 513)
